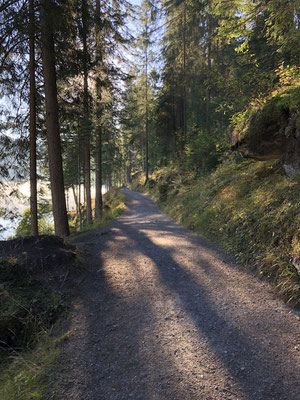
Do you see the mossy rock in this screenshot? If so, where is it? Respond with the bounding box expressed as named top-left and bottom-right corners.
top-left (232, 86), bottom-right (300, 177)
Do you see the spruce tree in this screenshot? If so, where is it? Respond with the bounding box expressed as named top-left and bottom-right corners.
top-left (29, 0), bottom-right (38, 236)
top-left (40, 0), bottom-right (69, 237)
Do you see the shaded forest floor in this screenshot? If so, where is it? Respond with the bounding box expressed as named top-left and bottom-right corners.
top-left (0, 235), bottom-right (82, 399)
top-left (52, 188), bottom-right (300, 400)
top-left (0, 188), bottom-right (126, 399)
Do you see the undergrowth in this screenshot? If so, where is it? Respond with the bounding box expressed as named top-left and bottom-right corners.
top-left (0, 329), bottom-right (68, 400)
top-left (0, 257), bottom-right (70, 399)
top-left (71, 187), bottom-right (126, 236)
top-left (134, 159), bottom-right (300, 306)
top-left (0, 187), bottom-right (125, 398)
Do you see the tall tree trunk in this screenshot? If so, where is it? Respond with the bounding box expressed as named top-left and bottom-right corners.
top-left (95, 125), bottom-right (103, 218)
top-left (78, 153), bottom-right (82, 230)
top-left (206, 14), bottom-right (212, 132)
top-left (71, 184), bottom-right (78, 215)
top-left (40, 0), bottom-right (69, 237)
top-left (94, 0), bottom-right (103, 218)
top-left (182, 0), bottom-right (187, 148)
top-left (172, 88), bottom-right (177, 158)
top-left (145, 23), bottom-right (149, 184)
top-left (82, 0), bottom-right (92, 224)
top-left (29, 0), bottom-right (38, 236)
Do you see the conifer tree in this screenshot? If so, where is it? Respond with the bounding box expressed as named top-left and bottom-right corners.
top-left (80, 0), bottom-right (93, 224)
top-left (135, 0), bottom-right (158, 181)
top-left (94, 0), bottom-right (103, 218)
top-left (29, 0), bottom-right (38, 236)
top-left (40, 0), bottom-right (69, 237)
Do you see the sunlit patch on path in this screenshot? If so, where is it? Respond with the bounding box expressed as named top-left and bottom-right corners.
top-left (55, 188), bottom-right (300, 400)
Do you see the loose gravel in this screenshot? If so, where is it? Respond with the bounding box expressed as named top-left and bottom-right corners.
top-left (54, 188), bottom-right (300, 400)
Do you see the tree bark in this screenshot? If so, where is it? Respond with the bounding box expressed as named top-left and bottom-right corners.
top-left (71, 184), bottom-right (78, 215)
top-left (182, 0), bottom-right (187, 148)
top-left (95, 125), bottom-right (103, 218)
top-left (78, 152), bottom-right (82, 230)
top-left (82, 0), bottom-right (92, 224)
top-left (40, 0), bottom-right (69, 237)
top-left (145, 23), bottom-right (149, 184)
top-left (29, 0), bottom-right (38, 236)
top-left (94, 0), bottom-right (103, 218)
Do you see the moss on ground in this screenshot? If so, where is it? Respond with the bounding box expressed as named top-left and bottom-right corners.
top-left (134, 160), bottom-right (300, 306)
top-left (232, 85), bottom-right (300, 145)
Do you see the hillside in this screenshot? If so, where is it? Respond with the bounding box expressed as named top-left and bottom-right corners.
top-left (134, 159), bottom-right (300, 306)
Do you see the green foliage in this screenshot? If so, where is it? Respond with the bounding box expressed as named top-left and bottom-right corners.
top-left (232, 83), bottom-right (300, 144)
top-left (72, 188), bottom-right (126, 236)
top-left (138, 160), bottom-right (300, 306)
top-left (264, 0), bottom-right (300, 64)
top-left (125, 0), bottom-right (287, 175)
top-left (15, 205), bottom-right (54, 238)
top-left (184, 127), bottom-right (222, 172)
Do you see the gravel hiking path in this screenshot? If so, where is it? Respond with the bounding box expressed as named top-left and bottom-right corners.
top-left (54, 188), bottom-right (300, 400)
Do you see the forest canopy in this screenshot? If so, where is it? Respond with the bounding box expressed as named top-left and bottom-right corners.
top-left (1, 0), bottom-right (300, 236)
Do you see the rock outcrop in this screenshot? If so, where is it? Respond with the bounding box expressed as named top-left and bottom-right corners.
top-left (231, 86), bottom-right (300, 178)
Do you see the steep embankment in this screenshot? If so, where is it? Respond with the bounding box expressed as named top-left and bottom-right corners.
top-left (0, 188), bottom-right (126, 399)
top-left (0, 235), bottom-right (81, 399)
top-left (134, 159), bottom-right (300, 305)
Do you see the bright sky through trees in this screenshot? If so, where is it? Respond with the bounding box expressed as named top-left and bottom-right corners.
top-left (1, 0), bottom-right (300, 237)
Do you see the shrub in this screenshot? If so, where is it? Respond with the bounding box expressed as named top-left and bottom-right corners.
top-left (15, 204), bottom-right (54, 237)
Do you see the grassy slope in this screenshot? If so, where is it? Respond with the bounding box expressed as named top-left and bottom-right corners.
top-left (134, 160), bottom-right (300, 306)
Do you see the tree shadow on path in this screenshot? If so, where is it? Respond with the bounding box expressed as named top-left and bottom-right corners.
top-left (108, 191), bottom-right (300, 400)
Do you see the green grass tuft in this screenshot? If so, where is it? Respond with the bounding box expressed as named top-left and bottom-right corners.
top-left (0, 242), bottom-right (77, 399)
top-left (0, 330), bottom-right (67, 400)
top-left (138, 159), bottom-right (300, 306)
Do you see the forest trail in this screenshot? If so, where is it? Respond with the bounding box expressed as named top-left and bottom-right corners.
top-left (55, 188), bottom-right (300, 400)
